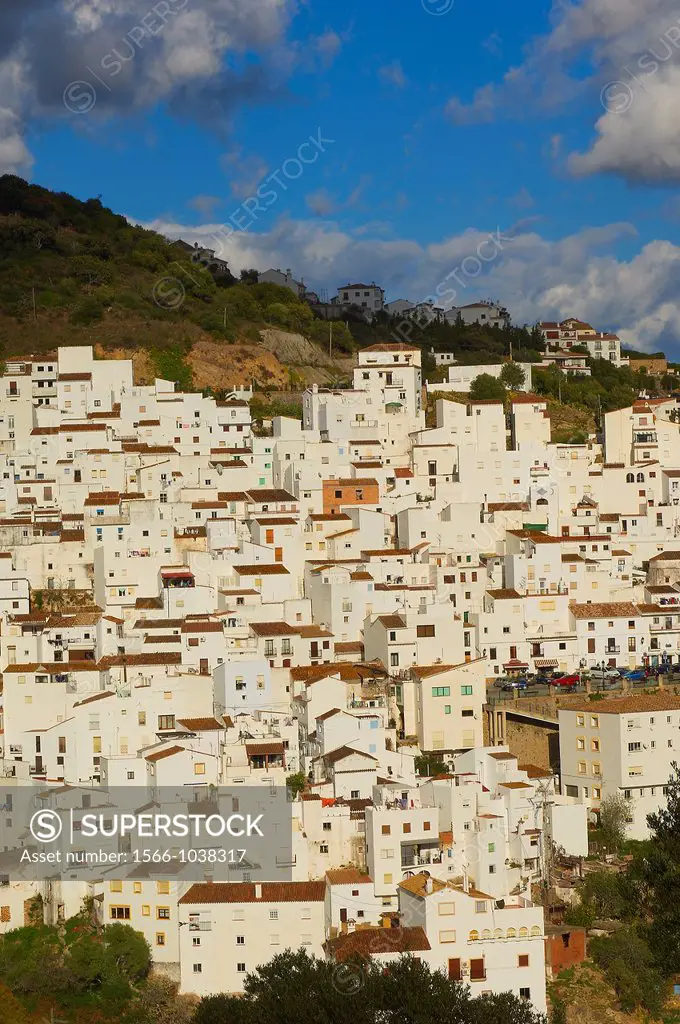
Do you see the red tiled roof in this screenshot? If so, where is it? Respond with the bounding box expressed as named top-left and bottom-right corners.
top-left (179, 881), bottom-right (325, 904)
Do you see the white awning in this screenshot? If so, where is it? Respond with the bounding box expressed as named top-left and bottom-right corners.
top-left (534, 658), bottom-right (558, 668)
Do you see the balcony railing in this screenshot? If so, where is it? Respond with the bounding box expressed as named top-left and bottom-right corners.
top-left (401, 852), bottom-right (443, 868)
top-left (188, 921), bottom-right (212, 931)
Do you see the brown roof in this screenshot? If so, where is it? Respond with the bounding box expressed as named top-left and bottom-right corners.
top-left (329, 927), bottom-right (430, 961)
top-left (335, 641), bottom-right (365, 653)
top-left (250, 621), bottom-right (294, 636)
top-left (649, 551), bottom-right (680, 561)
top-left (84, 492), bottom-right (120, 506)
top-left (254, 517), bottom-right (298, 526)
top-left (145, 745), bottom-right (185, 762)
top-left (245, 741), bottom-right (285, 757)
top-left (410, 664), bottom-right (460, 678)
top-left (309, 513), bottom-right (352, 522)
top-left (519, 763), bottom-right (553, 779)
top-left (376, 614), bottom-right (406, 629)
top-left (570, 602), bottom-right (639, 619)
top-left (181, 621), bottom-right (223, 633)
top-left (99, 652), bottom-right (182, 668)
top-left (489, 751), bottom-right (516, 760)
top-left (325, 868), bottom-right (373, 885)
top-left (179, 881), bottom-right (325, 905)
top-left (246, 489), bottom-right (297, 503)
top-left (488, 502), bottom-right (530, 512)
top-left (361, 342), bottom-right (419, 352)
top-left (177, 718), bottom-right (225, 732)
top-left (235, 564), bottom-right (290, 575)
top-left (564, 694), bottom-right (680, 716)
top-left (487, 588), bottom-right (521, 600)
top-left (510, 393), bottom-right (548, 404)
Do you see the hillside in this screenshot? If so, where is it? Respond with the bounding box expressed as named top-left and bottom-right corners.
top-left (0, 175), bottom-right (668, 423)
top-left (0, 175), bottom-right (355, 391)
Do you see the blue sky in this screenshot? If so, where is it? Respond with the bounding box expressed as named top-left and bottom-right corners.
top-left (5, 0), bottom-right (680, 350)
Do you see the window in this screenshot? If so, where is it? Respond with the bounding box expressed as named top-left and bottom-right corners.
top-left (431, 686), bottom-right (451, 697)
top-left (475, 901), bottom-right (487, 913)
top-left (417, 624), bottom-right (435, 638)
top-left (381, 824), bottom-right (391, 835)
top-left (461, 685), bottom-right (473, 696)
top-left (110, 907), bottom-right (130, 920)
top-left (157, 907), bottom-right (170, 919)
top-left (156, 933), bottom-right (166, 946)
top-left (194, 763), bottom-right (206, 776)
top-left (193, 964), bottom-right (202, 974)
top-left (519, 988), bottom-right (531, 1001)
top-left (518, 955), bottom-right (529, 968)
top-left (269, 910), bottom-right (278, 920)
top-left (237, 963), bottom-right (246, 973)
top-left (591, 738), bottom-right (600, 752)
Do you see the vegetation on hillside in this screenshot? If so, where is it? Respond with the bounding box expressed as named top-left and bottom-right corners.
top-left (561, 762), bottom-right (680, 1018)
top-left (0, 175), bottom-right (354, 361)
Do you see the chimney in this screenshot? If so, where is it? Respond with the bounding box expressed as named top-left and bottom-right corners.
top-left (255, 883), bottom-right (262, 899)
top-left (424, 875), bottom-right (433, 894)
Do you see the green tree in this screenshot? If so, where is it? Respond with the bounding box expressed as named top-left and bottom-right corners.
top-left (640, 761), bottom-right (680, 974)
top-left (499, 362), bottom-right (526, 390)
top-left (590, 927), bottom-right (667, 1015)
top-left (468, 374), bottom-right (506, 402)
top-left (286, 771), bottom-right (307, 798)
top-left (414, 753), bottom-right (448, 776)
top-left (193, 949), bottom-right (546, 1024)
top-left (598, 792), bottom-right (629, 854)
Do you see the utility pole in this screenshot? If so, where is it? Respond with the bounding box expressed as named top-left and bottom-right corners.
top-left (32, 287), bottom-right (37, 321)
top-left (329, 320), bottom-right (333, 359)
top-left (223, 307), bottom-right (227, 329)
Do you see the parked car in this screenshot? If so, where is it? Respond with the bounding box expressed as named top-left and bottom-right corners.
top-left (501, 677), bottom-right (529, 692)
top-left (622, 668), bottom-right (647, 682)
top-left (589, 666), bottom-right (621, 681)
top-left (550, 673), bottom-right (580, 690)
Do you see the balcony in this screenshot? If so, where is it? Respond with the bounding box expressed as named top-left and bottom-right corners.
top-left (188, 920), bottom-right (212, 932)
top-left (605, 645), bottom-right (620, 654)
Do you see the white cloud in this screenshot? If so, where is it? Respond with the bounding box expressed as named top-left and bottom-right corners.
top-left (221, 147), bottom-right (269, 199)
top-left (140, 212), bottom-right (680, 353)
top-left (445, 0), bottom-right (680, 184)
top-left (378, 60), bottom-right (407, 89)
top-left (0, 0), bottom-right (296, 168)
top-left (0, 108), bottom-right (32, 173)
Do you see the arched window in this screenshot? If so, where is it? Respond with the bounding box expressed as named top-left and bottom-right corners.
top-left (494, 928), bottom-right (503, 940)
top-left (626, 473), bottom-right (634, 483)
top-left (469, 930), bottom-right (479, 942)
top-left (482, 929), bottom-right (492, 940)
top-left (507, 927), bottom-right (517, 939)
top-left (531, 925), bottom-right (542, 937)
top-left (637, 472), bottom-right (645, 483)
top-left (519, 926), bottom-right (529, 938)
